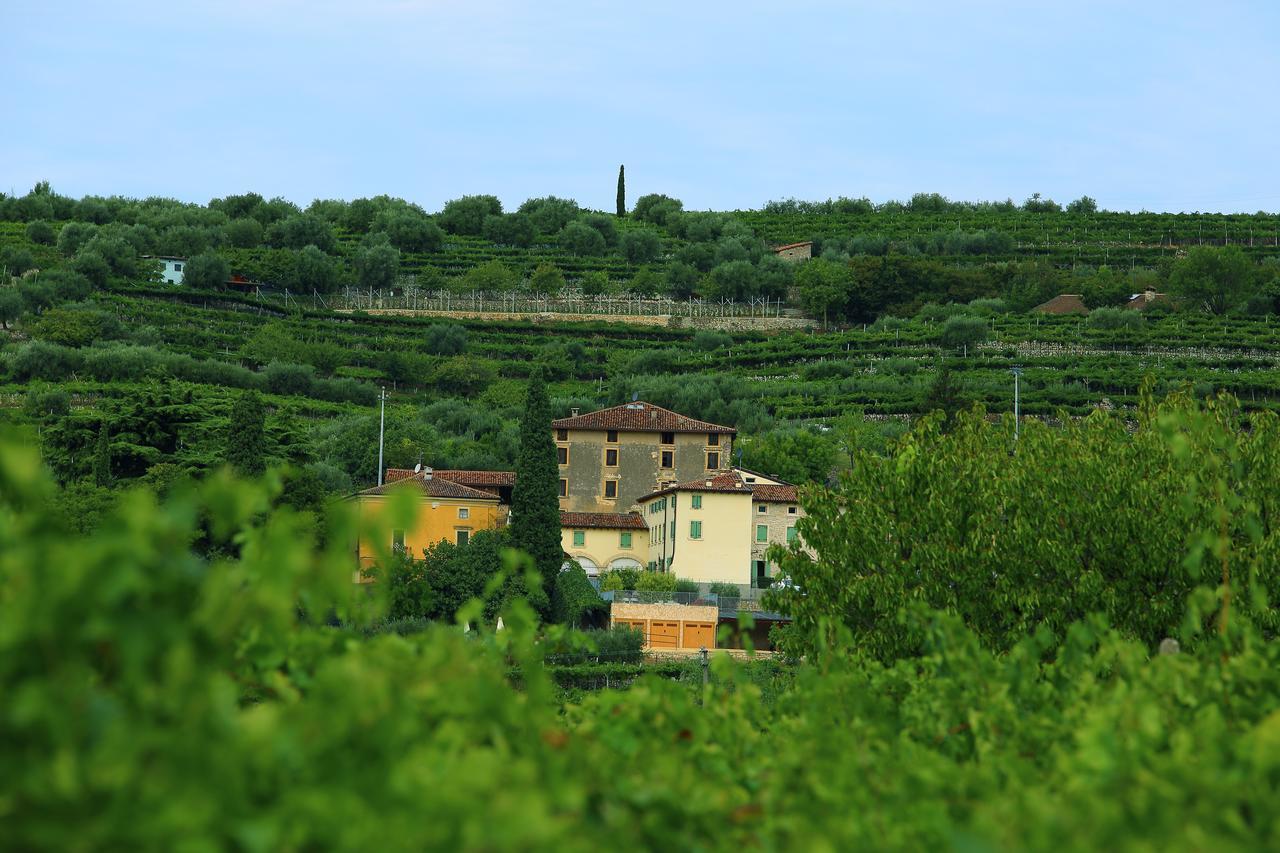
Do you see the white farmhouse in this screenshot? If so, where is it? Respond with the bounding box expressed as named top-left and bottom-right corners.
top-left (146, 256), bottom-right (187, 284)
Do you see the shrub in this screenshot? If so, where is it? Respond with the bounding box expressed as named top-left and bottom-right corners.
top-left (424, 323), bottom-right (468, 356)
top-left (635, 571), bottom-right (678, 592)
top-left (674, 579), bottom-right (700, 594)
top-left (25, 220), bottom-right (55, 245)
top-left (619, 229), bottom-right (662, 264)
top-left (23, 386), bottom-right (70, 419)
top-left (1087, 307), bottom-right (1144, 330)
top-left (552, 563), bottom-right (608, 627)
top-left (599, 567), bottom-right (640, 591)
top-left (8, 340), bottom-right (83, 381)
top-left (183, 252), bottom-right (231, 290)
top-left (709, 581), bottom-right (741, 598)
top-left (691, 330), bottom-right (732, 351)
top-left (263, 361), bottom-right (316, 396)
top-left (438, 195), bottom-right (502, 235)
top-left (70, 252), bottom-right (111, 288)
top-left (56, 221), bottom-right (98, 256)
top-left (558, 222), bottom-right (606, 257)
top-left (938, 314), bottom-right (990, 349)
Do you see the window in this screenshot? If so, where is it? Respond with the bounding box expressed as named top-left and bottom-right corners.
top-left (456, 530), bottom-right (470, 546)
top-left (174, 263), bottom-right (183, 272)
top-left (708, 433), bottom-right (719, 447)
top-left (392, 529), bottom-right (405, 551)
top-left (620, 532), bottom-right (632, 548)
top-left (607, 430), bottom-right (618, 443)
top-left (558, 479), bottom-right (568, 498)
top-left (458, 507), bottom-right (470, 519)
top-left (691, 494), bottom-right (702, 509)
top-left (604, 480), bottom-right (618, 499)
top-left (786, 526), bottom-right (798, 543)
top-left (756, 524), bottom-right (768, 543)
top-left (660, 450), bottom-right (674, 468)
top-left (573, 530), bottom-right (585, 546)
top-left (670, 521), bottom-right (676, 539)
top-left (557, 446), bottom-right (568, 465)
top-left (690, 520), bottom-right (702, 539)
top-left (754, 560), bottom-right (767, 585)
top-left (605, 448), bottom-right (618, 467)
top-left (788, 506), bottom-right (798, 515)
top-left (706, 452), bottom-right (719, 470)
top-left (758, 504), bottom-right (768, 514)
top-left (661, 431), bottom-right (675, 445)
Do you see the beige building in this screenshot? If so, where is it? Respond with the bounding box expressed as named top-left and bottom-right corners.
top-left (560, 511), bottom-right (647, 577)
top-left (552, 401), bottom-right (735, 514)
top-left (635, 469), bottom-right (805, 587)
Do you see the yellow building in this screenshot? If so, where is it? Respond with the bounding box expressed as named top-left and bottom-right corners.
top-left (637, 470), bottom-right (754, 585)
top-left (636, 469), bottom-right (806, 587)
top-left (560, 511), bottom-right (647, 576)
top-left (352, 471), bottom-right (504, 577)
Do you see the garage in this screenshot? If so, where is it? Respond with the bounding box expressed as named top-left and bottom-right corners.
top-left (681, 621), bottom-right (715, 650)
top-left (649, 621), bottom-right (679, 648)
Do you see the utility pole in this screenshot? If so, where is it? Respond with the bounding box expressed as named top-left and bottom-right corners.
top-left (377, 387), bottom-right (386, 486)
top-left (1011, 367), bottom-right (1023, 442)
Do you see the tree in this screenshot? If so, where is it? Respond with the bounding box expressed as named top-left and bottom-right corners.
top-left (558, 222), bottom-right (606, 257)
top-left (225, 218), bottom-right (264, 248)
top-left (619, 229), bottom-right (661, 264)
top-left (517, 197), bottom-right (580, 234)
top-left (438, 195), bottom-right (502, 235)
top-left (293, 245), bottom-right (339, 293)
top-left (920, 366), bottom-right (967, 430)
top-left (356, 244), bottom-right (400, 290)
top-left (1067, 196), bottom-right (1098, 214)
top-left (616, 165), bottom-right (626, 217)
top-left (226, 390), bottom-right (267, 475)
top-left (461, 259), bottom-right (518, 292)
top-left (580, 270), bottom-right (609, 296)
top-left (93, 421), bottom-right (111, 487)
top-left (0, 289), bottom-right (23, 329)
top-left (665, 262), bottom-right (700, 299)
top-left (373, 211), bottom-right (444, 253)
top-left (740, 429), bottom-right (837, 484)
top-left (57, 221), bottom-right (98, 256)
top-left (482, 213), bottom-right (536, 248)
top-left (528, 263), bottom-right (565, 296)
top-left (795, 257), bottom-right (847, 326)
top-left (266, 214), bottom-right (336, 252)
top-left (25, 220), bottom-right (55, 245)
top-left (423, 323), bottom-right (468, 355)
top-left (1168, 246), bottom-right (1253, 314)
top-left (510, 369), bottom-right (561, 618)
top-left (552, 562), bottom-right (607, 627)
top-left (627, 266), bottom-right (662, 296)
top-left (633, 193), bottom-right (683, 225)
top-left (938, 314), bottom-right (989, 349)
top-left (579, 213), bottom-right (618, 247)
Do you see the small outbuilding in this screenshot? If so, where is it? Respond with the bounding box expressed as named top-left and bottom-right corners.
top-left (142, 256), bottom-right (187, 285)
top-left (1032, 294), bottom-right (1090, 315)
top-left (1125, 289), bottom-right (1172, 311)
top-left (772, 241), bottom-right (813, 262)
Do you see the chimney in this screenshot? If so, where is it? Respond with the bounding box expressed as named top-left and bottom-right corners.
top-left (423, 467), bottom-right (433, 480)
top-left (705, 480), bottom-right (712, 488)
top-left (570, 407), bottom-right (579, 417)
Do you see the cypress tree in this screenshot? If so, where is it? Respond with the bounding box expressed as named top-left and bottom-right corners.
top-left (226, 390), bottom-right (267, 475)
top-left (510, 368), bottom-right (560, 617)
top-left (93, 421), bottom-right (111, 487)
top-left (616, 165), bottom-right (626, 218)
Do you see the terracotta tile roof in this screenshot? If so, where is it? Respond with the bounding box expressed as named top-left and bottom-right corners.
top-left (751, 484), bottom-right (799, 503)
top-left (773, 241), bottom-right (813, 252)
top-left (1032, 294), bottom-right (1090, 315)
top-left (1124, 290), bottom-right (1172, 311)
top-left (552, 401), bottom-right (735, 435)
top-left (354, 475), bottom-right (500, 500)
top-left (385, 469), bottom-right (515, 487)
top-left (560, 511), bottom-right (647, 530)
top-left (639, 470), bottom-right (752, 501)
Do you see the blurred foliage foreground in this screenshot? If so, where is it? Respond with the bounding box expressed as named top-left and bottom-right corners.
top-left (3, 394), bottom-right (1280, 850)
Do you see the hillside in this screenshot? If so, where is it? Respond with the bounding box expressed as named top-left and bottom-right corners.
top-left (3, 183), bottom-right (1280, 512)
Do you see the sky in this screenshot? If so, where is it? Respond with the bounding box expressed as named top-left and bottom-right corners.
top-left (5, 0), bottom-right (1280, 214)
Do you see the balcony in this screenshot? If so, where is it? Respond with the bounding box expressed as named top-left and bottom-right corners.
top-left (598, 583), bottom-right (790, 620)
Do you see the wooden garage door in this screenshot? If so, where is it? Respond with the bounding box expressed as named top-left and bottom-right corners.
top-left (649, 620), bottom-right (679, 649)
top-left (681, 622), bottom-right (715, 650)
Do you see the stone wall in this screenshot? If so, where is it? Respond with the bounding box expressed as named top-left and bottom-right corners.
top-left (345, 308), bottom-right (813, 332)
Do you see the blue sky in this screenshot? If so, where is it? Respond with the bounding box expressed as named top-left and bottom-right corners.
top-left (6, 1), bottom-right (1280, 213)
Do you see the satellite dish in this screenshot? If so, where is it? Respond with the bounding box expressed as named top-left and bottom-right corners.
top-left (413, 463), bottom-right (422, 473)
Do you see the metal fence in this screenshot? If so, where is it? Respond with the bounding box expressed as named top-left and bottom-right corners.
top-left (323, 287), bottom-right (789, 318)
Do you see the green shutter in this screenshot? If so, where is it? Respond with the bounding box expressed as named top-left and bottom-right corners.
top-left (692, 494), bottom-right (702, 509)
top-left (620, 532), bottom-right (632, 548)
top-left (786, 526), bottom-right (797, 543)
top-left (690, 520), bottom-right (701, 539)
top-left (573, 530), bottom-right (585, 546)
top-left (756, 524), bottom-right (767, 543)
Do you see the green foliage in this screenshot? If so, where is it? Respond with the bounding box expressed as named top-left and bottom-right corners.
top-left (92, 420), bottom-right (111, 486)
top-left (938, 313), bottom-right (990, 348)
top-left (626, 265), bottom-right (662, 296)
top-left (423, 322), bottom-right (468, 355)
top-left (634, 570), bottom-right (678, 592)
top-left (518, 196), bottom-right (580, 234)
top-left (1087, 306), bottom-right (1144, 330)
top-left (510, 370), bottom-right (559, 617)
top-left (616, 165), bottom-right (626, 218)
top-left (528, 262), bottom-right (565, 296)
top-left (25, 219), bottom-right (55, 245)
top-left (1067, 195), bottom-right (1099, 213)
top-left (461, 258), bottom-right (518, 292)
top-left (439, 194), bottom-right (503, 235)
top-left (184, 251), bottom-right (231, 289)
top-left (691, 329), bottom-right (732, 351)
top-left (558, 221), bottom-right (607, 257)
top-left (355, 243), bottom-right (400, 290)
top-left (0, 287), bottom-right (23, 328)
top-left (482, 212), bottom-right (536, 248)
top-left (226, 390), bottom-right (267, 475)
top-left (633, 192), bottom-right (683, 225)
top-left (1169, 246), bottom-right (1253, 314)
top-left (709, 581), bottom-right (741, 598)
top-left (740, 428), bottom-right (836, 484)
top-left (552, 563), bottom-right (607, 627)
top-left (372, 210), bottom-right (444, 253)
top-left (266, 213), bottom-right (337, 252)
top-left (293, 244), bottom-right (340, 293)
top-left (599, 566), bottom-right (639, 591)
top-left (619, 229), bottom-right (661, 264)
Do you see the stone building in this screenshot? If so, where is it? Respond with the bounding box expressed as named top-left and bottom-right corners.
top-left (560, 511), bottom-right (647, 576)
top-left (551, 401), bottom-right (736, 514)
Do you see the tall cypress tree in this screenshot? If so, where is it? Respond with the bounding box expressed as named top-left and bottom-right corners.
top-left (510, 368), bottom-right (560, 617)
top-left (93, 421), bottom-right (111, 487)
top-left (226, 390), bottom-right (267, 475)
top-left (616, 165), bottom-right (626, 217)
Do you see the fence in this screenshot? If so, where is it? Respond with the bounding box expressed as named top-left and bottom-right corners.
top-left (321, 287), bottom-right (789, 319)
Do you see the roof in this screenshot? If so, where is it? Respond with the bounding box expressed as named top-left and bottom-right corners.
top-left (639, 469), bottom-right (800, 503)
top-left (1032, 294), bottom-right (1090, 315)
top-left (552, 401), bottom-right (735, 435)
top-left (386, 468), bottom-right (515, 488)
top-left (773, 241), bottom-right (813, 252)
top-left (751, 484), bottom-right (800, 503)
top-left (1125, 290), bottom-right (1171, 311)
top-left (353, 474), bottom-right (499, 501)
top-left (560, 511), bottom-right (647, 530)
top-left (140, 255), bottom-right (188, 262)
